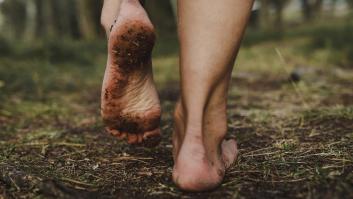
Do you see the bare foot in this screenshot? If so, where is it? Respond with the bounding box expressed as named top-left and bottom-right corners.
top-left (172, 101), bottom-right (238, 191)
top-left (101, 0), bottom-right (161, 147)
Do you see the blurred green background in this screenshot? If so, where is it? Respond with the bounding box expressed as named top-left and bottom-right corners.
top-left (0, 0), bottom-right (352, 101)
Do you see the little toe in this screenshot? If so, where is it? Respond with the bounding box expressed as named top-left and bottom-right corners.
top-left (221, 139), bottom-right (238, 169)
top-left (142, 128), bottom-right (161, 147)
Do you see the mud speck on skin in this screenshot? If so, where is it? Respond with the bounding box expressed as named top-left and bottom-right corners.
top-left (111, 23), bottom-right (155, 74)
top-left (104, 89), bottom-right (109, 100)
top-left (103, 110), bottom-right (160, 134)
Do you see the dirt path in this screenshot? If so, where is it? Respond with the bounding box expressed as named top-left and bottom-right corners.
top-left (1, 64), bottom-right (352, 198)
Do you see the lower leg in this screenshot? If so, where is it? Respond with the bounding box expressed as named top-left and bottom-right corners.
top-left (173, 0), bottom-right (254, 191)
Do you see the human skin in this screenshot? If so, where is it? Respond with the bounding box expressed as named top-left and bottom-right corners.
top-left (172, 0), bottom-right (254, 191)
top-left (100, 0), bottom-right (254, 191)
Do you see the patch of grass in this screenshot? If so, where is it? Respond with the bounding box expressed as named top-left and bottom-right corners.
top-left (308, 21), bottom-right (353, 67)
top-left (0, 36), bottom-right (13, 56)
top-left (302, 106), bottom-right (353, 121)
top-left (1, 38), bottom-right (106, 65)
top-left (243, 17), bottom-right (353, 69)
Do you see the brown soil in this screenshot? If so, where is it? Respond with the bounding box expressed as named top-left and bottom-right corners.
top-left (1, 72), bottom-right (352, 199)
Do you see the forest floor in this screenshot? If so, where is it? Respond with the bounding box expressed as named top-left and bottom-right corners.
top-left (0, 20), bottom-right (352, 199)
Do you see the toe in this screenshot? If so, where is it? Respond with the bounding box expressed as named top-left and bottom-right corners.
top-left (116, 132), bottom-right (127, 139)
top-left (142, 128), bottom-right (161, 147)
top-left (221, 139), bottom-right (238, 169)
top-left (137, 133), bottom-right (143, 143)
top-left (143, 128), bottom-right (161, 139)
top-left (106, 127), bottom-right (120, 136)
top-left (127, 134), bottom-right (138, 144)
top-left (107, 128), bottom-right (127, 140)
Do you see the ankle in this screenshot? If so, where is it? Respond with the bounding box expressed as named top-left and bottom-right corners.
top-left (175, 99), bottom-right (228, 139)
top-left (100, 0), bottom-right (146, 36)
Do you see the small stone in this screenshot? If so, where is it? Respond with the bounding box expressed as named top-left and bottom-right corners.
top-left (92, 164), bottom-right (99, 170)
top-left (289, 70), bottom-right (301, 83)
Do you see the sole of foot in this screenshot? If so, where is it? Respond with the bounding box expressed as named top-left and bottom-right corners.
top-left (101, 1), bottom-right (161, 147)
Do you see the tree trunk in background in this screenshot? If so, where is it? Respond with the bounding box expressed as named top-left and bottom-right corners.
top-left (3, 0), bottom-right (348, 42)
top-left (52, 0), bottom-right (72, 38)
top-left (301, 0), bottom-right (323, 21)
top-left (302, 0), bottom-right (312, 21)
top-left (0, 0), bottom-right (26, 39)
top-left (66, 0), bottom-right (81, 39)
top-left (347, 0), bottom-right (353, 16)
top-left (170, 0), bottom-right (177, 20)
top-left (41, 0), bottom-right (56, 38)
top-left (24, 0), bottom-right (37, 41)
top-left (34, 0), bottom-right (43, 37)
top-left (330, 0), bottom-right (337, 16)
top-left (260, 0), bottom-right (271, 30)
top-left (347, 0), bottom-right (353, 8)
top-left (273, 0), bottom-right (284, 31)
top-left (76, 0), bottom-right (98, 40)
top-left (145, 1), bottom-right (176, 35)
top-left (313, 0), bottom-right (323, 19)
top-left (88, 0), bottom-right (105, 38)
top-left (33, 0), bottom-right (56, 38)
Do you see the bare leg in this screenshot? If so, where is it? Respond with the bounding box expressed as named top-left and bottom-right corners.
top-left (100, 0), bottom-right (161, 146)
top-left (173, 0), bottom-right (254, 191)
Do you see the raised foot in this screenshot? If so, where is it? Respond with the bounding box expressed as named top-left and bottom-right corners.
top-left (101, 2), bottom-right (161, 147)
